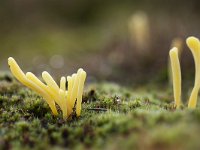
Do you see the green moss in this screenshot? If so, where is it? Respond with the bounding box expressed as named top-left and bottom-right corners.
top-left (0, 76), bottom-right (200, 149)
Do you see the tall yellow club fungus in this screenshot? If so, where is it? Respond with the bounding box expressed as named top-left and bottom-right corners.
top-left (8, 57), bottom-right (87, 119)
top-left (168, 38), bottom-right (183, 85)
top-left (187, 37), bottom-right (200, 108)
top-left (76, 69), bottom-right (87, 116)
top-left (169, 47), bottom-right (182, 108)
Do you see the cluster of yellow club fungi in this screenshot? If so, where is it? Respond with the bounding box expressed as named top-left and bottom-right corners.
top-left (4, 36), bottom-right (200, 120)
top-left (8, 57), bottom-right (86, 119)
top-left (169, 36), bottom-right (200, 108)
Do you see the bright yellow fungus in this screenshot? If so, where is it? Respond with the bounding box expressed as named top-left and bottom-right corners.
top-left (169, 36), bottom-right (200, 108)
top-left (168, 38), bottom-right (183, 85)
top-left (8, 57), bottom-right (86, 119)
top-left (187, 37), bottom-right (200, 108)
top-left (169, 47), bottom-right (182, 108)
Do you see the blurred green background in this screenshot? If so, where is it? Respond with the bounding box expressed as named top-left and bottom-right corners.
top-left (0, 0), bottom-right (200, 84)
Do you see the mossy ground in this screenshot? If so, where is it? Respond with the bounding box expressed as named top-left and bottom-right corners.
top-left (0, 74), bottom-right (200, 150)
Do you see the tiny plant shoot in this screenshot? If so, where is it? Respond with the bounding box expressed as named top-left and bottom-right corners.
top-left (169, 47), bottom-right (182, 108)
top-left (8, 57), bottom-right (86, 119)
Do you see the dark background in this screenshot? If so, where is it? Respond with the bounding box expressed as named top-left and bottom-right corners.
top-left (0, 0), bottom-right (200, 85)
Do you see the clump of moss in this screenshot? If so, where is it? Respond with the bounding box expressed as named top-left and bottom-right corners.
top-left (1, 77), bottom-right (200, 149)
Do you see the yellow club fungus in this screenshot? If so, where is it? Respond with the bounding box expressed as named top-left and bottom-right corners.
top-left (169, 36), bottom-right (200, 109)
top-left (8, 57), bottom-right (87, 119)
top-left (169, 47), bottom-right (182, 108)
top-left (168, 38), bottom-right (183, 85)
top-left (187, 37), bottom-right (200, 108)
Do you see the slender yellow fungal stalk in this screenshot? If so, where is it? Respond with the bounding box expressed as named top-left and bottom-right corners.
top-left (187, 37), bottom-right (200, 108)
top-left (60, 77), bottom-right (66, 91)
top-left (169, 47), bottom-right (182, 108)
top-left (26, 72), bottom-right (56, 99)
top-left (8, 57), bottom-right (58, 115)
top-left (8, 57), bottom-right (87, 119)
top-left (76, 69), bottom-right (87, 116)
top-left (168, 38), bottom-right (183, 85)
top-left (70, 73), bottom-right (80, 108)
top-left (67, 76), bottom-right (72, 100)
top-left (59, 89), bottom-right (68, 119)
top-left (42, 71), bottom-right (60, 92)
top-left (26, 72), bottom-right (60, 106)
top-left (41, 71), bottom-right (65, 106)
top-left (66, 76), bottom-right (73, 114)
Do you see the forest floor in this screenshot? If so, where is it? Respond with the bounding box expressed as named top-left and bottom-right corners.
top-left (0, 74), bottom-right (200, 150)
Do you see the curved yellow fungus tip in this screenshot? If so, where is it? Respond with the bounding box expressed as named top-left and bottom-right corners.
top-left (186, 36), bottom-right (200, 108)
top-left (171, 38), bottom-right (183, 55)
top-left (8, 57), bottom-right (87, 119)
top-left (169, 47), bottom-right (182, 108)
top-left (168, 38), bottom-right (183, 86)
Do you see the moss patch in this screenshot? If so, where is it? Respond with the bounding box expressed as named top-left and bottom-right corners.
top-left (0, 76), bottom-right (200, 150)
